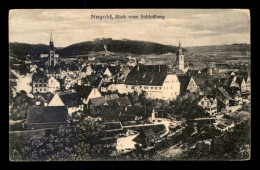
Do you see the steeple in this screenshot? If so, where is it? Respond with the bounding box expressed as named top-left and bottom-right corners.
top-left (49, 30), bottom-right (54, 50)
top-left (178, 42), bottom-right (183, 55)
top-left (176, 42), bottom-right (184, 71)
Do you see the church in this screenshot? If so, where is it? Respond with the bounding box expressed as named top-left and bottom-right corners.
top-left (40, 31), bottom-right (60, 68)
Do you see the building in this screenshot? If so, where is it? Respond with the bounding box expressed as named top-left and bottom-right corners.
top-left (40, 31), bottom-right (60, 68)
top-left (32, 72), bottom-right (48, 94)
top-left (210, 87), bottom-right (231, 112)
top-left (77, 86), bottom-right (102, 104)
top-left (125, 64), bottom-right (180, 100)
top-left (48, 76), bottom-right (60, 93)
top-left (176, 43), bottom-right (185, 71)
top-left (198, 95), bottom-right (218, 116)
top-left (48, 91), bottom-right (84, 116)
top-left (27, 106), bottom-right (69, 130)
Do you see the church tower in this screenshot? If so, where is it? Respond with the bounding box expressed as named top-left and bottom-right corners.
top-left (48, 31), bottom-right (58, 67)
top-left (176, 42), bottom-right (184, 71)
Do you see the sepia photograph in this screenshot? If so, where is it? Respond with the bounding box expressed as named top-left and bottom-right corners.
top-left (9, 9), bottom-right (251, 161)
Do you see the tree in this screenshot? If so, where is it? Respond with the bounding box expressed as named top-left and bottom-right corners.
top-left (10, 90), bottom-right (30, 120)
top-left (168, 93), bottom-right (209, 120)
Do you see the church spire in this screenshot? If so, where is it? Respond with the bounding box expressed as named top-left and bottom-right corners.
top-left (49, 30), bottom-right (54, 50)
top-left (50, 30), bottom-right (53, 43)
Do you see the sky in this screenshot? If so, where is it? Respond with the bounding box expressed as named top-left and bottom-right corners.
top-left (9, 9), bottom-right (250, 47)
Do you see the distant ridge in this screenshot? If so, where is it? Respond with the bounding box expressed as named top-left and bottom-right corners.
top-left (9, 39), bottom-right (186, 58)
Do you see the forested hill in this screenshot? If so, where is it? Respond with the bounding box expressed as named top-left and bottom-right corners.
top-left (56, 39), bottom-right (185, 57)
top-left (9, 43), bottom-right (55, 59)
top-left (9, 39), bottom-right (186, 58)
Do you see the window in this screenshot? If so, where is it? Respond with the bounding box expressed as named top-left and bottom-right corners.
top-left (171, 87), bottom-right (172, 89)
top-left (39, 84), bottom-right (42, 87)
top-left (40, 89), bottom-right (42, 91)
top-left (35, 89), bottom-right (37, 91)
top-left (35, 84), bottom-right (38, 87)
top-left (151, 87), bottom-right (153, 90)
top-left (201, 102), bottom-right (204, 105)
top-left (131, 86), bottom-right (134, 89)
top-left (140, 86), bottom-right (142, 88)
top-left (126, 85), bottom-right (128, 88)
top-left (159, 87), bottom-right (162, 90)
top-left (44, 84), bottom-right (46, 87)
top-left (155, 87), bottom-right (157, 90)
top-left (44, 89), bottom-right (46, 91)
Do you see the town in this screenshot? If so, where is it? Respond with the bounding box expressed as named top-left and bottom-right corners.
top-left (9, 33), bottom-right (251, 161)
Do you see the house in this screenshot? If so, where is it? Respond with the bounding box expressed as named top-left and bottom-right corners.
top-left (150, 109), bottom-right (168, 121)
top-left (106, 96), bottom-right (132, 112)
top-left (81, 76), bottom-right (103, 89)
top-left (104, 67), bottom-right (112, 77)
top-left (133, 129), bottom-right (161, 147)
top-left (34, 93), bottom-right (54, 106)
top-left (139, 58), bottom-right (146, 64)
top-left (177, 75), bottom-right (191, 94)
top-left (120, 66), bottom-right (131, 79)
top-left (198, 95), bottom-right (218, 116)
top-left (236, 78), bottom-right (247, 92)
top-left (48, 91), bottom-right (84, 116)
top-left (77, 86), bottom-right (102, 104)
top-left (32, 72), bottom-right (48, 94)
top-left (46, 67), bottom-right (61, 79)
top-left (237, 72), bottom-right (251, 92)
top-left (48, 76), bottom-right (60, 93)
top-left (210, 87), bottom-right (231, 112)
top-left (89, 96), bottom-right (108, 107)
top-left (27, 106), bottom-right (69, 130)
top-left (125, 64), bottom-right (180, 100)
top-left (186, 77), bottom-right (199, 93)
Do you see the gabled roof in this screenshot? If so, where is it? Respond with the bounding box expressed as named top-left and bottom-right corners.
top-left (193, 76), bottom-right (206, 86)
top-left (77, 85), bottom-right (93, 98)
top-left (89, 96), bottom-right (107, 107)
top-left (107, 66), bottom-right (121, 75)
top-left (35, 93), bottom-right (55, 103)
top-left (236, 78), bottom-right (245, 86)
top-left (106, 96), bottom-right (132, 107)
top-left (32, 71), bottom-right (48, 82)
top-left (177, 75), bottom-right (191, 91)
top-left (217, 87), bottom-right (231, 100)
top-left (133, 129), bottom-right (161, 144)
top-left (218, 77), bottom-right (233, 87)
top-left (125, 65), bottom-right (168, 86)
top-left (81, 76), bottom-right (102, 88)
top-left (27, 106), bottom-right (68, 124)
top-left (117, 96), bottom-right (131, 106)
top-left (57, 91), bottom-right (83, 107)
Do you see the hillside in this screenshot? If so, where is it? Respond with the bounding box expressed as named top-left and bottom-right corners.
top-left (9, 43), bottom-right (56, 59)
top-left (56, 39), bottom-right (184, 57)
top-left (9, 39), bottom-right (185, 58)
